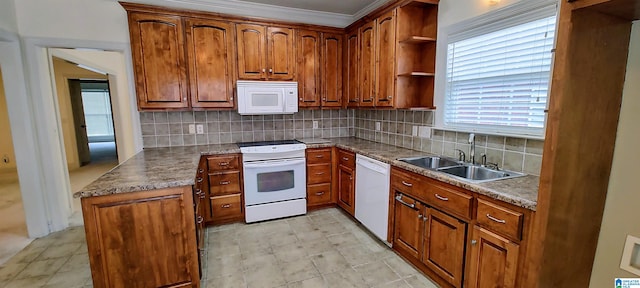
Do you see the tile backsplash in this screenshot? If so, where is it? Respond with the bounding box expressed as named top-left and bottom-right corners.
top-left (354, 109), bottom-right (544, 176)
top-left (139, 108), bottom-right (543, 175)
top-left (140, 110), bottom-right (354, 148)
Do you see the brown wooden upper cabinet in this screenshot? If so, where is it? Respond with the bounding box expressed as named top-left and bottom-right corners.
top-left (358, 20), bottom-right (376, 108)
top-left (128, 12), bottom-right (189, 109)
top-left (236, 24), bottom-right (295, 80)
top-left (185, 18), bottom-right (236, 108)
top-left (375, 10), bottom-right (396, 108)
top-left (321, 33), bottom-right (343, 108)
top-left (297, 30), bottom-right (321, 108)
top-left (297, 30), bottom-right (343, 108)
top-left (345, 30), bottom-right (360, 108)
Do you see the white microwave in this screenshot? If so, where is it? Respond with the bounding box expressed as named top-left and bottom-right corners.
top-left (236, 81), bottom-right (298, 115)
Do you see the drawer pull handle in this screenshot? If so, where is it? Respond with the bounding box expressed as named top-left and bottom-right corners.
top-left (196, 177), bottom-right (203, 183)
top-left (315, 155), bottom-right (324, 158)
top-left (315, 172), bottom-right (325, 175)
top-left (197, 216), bottom-right (204, 224)
top-left (200, 193), bottom-right (205, 199)
top-left (219, 181), bottom-right (231, 185)
top-left (486, 214), bottom-right (506, 224)
top-left (218, 162), bottom-right (229, 166)
top-left (395, 194), bottom-right (417, 210)
top-left (343, 157), bottom-right (349, 161)
top-left (195, 189), bottom-right (203, 195)
top-left (315, 191), bottom-right (325, 196)
top-left (198, 168), bottom-right (204, 173)
top-left (221, 204), bottom-right (232, 208)
top-left (401, 181), bottom-right (413, 187)
top-left (434, 194), bottom-right (449, 201)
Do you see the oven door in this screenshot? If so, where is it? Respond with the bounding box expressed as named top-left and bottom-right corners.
top-left (243, 158), bottom-right (306, 206)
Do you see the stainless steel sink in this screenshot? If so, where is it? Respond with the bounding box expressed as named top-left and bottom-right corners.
top-left (398, 156), bottom-right (461, 170)
top-left (437, 165), bottom-right (525, 183)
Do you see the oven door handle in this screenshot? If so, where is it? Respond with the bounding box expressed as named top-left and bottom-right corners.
top-left (243, 159), bottom-right (306, 168)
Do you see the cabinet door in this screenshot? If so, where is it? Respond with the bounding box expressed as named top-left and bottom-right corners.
top-left (422, 207), bottom-right (466, 287)
top-left (267, 27), bottom-right (295, 80)
top-left (467, 226), bottom-right (520, 288)
top-left (81, 187), bottom-right (198, 288)
top-left (322, 33), bottom-right (343, 108)
top-left (296, 30), bottom-right (321, 108)
top-left (345, 30), bottom-right (360, 108)
top-left (359, 21), bottom-right (376, 107)
top-left (186, 18), bottom-right (235, 108)
top-left (393, 192), bottom-right (422, 259)
top-left (236, 23), bottom-right (266, 80)
top-left (128, 12), bottom-right (188, 109)
top-left (375, 10), bottom-right (396, 108)
top-left (337, 165), bottom-right (355, 216)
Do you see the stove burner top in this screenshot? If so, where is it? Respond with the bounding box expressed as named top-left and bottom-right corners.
top-left (237, 140), bottom-right (302, 148)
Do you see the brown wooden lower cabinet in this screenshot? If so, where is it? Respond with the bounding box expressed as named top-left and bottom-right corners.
top-left (337, 164), bottom-right (355, 215)
top-left (467, 226), bottom-right (519, 288)
top-left (393, 193), bottom-right (422, 259)
top-left (81, 186), bottom-right (200, 288)
top-left (422, 207), bottom-right (466, 287)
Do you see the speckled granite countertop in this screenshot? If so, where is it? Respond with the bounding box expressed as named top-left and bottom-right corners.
top-left (73, 144), bottom-right (240, 198)
top-left (75, 138), bottom-right (538, 211)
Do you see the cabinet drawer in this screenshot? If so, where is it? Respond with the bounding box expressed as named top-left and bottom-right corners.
top-left (307, 183), bottom-right (332, 205)
top-left (307, 148), bottom-right (332, 165)
top-left (422, 182), bottom-right (473, 220)
top-left (476, 199), bottom-right (523, 241)
top-left (210, 194), bottom-right (242, 219)
top-left (338, 149), bottom-right (355, 168)
top-left (207, 155), bottom-right (240, 171)
top-left (391, 168), bottom-right (425, 195)
top-left (307, 163), bottom-right (332, 184)
top-left (209, 171), bottom-right (241, 196)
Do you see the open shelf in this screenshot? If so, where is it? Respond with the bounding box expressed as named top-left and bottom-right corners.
top-left (399, 36), bottom-right (436, 44)
top-left (406, 0), bottom-right (439, 5)
top-left (398, 72), bottom-right (435, 77)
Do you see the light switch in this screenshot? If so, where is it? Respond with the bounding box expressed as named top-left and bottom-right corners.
top-left (375, 122), bottom-right (381, 131)
top-left (620, 235), bottom-right (640, 276)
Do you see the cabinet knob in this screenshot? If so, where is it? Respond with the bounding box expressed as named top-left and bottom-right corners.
top-left (262, 68), bottom-right (266, 73)
top-left (471, 240), bottom-right (477, 245)
top-left (387, 95), bottom-right (392, 99)
top-left (299, 98), bottom-right (303, 101)
top-left (322, 97), bottom-right (326, 101)
top-left (269, 68), bottom-right (273, 73)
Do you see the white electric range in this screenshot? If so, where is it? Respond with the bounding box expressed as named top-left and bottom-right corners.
top-left (238, 140), bottom-right (307, 223)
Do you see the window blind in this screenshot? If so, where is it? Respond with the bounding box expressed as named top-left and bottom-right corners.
top-left (444, 13), bottom-right (556, 136)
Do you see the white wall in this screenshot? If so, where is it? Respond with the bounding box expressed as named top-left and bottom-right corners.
top-left (0, 0), bottom-right (17, 33)
top-left (14, 0), bottom-right (128, 42)
top-left (590, 22), bottom-right (640, 286)
top-left (437, 0), bottom-right (520, 28)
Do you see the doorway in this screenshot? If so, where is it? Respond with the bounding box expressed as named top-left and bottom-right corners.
top-left (0, 67), bottom-right (32, 265)
top-left (49, 56), bottom-right (119, 225)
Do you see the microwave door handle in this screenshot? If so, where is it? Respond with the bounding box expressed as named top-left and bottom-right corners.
top-left (244, 159), bottom-right (306, 168)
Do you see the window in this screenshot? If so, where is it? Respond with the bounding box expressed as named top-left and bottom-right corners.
top-left (80, 81), bottom-right (114, 141)
top-left (441, 0), bottom-right (557, 137)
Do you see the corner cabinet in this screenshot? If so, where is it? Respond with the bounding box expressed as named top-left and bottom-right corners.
top-left (81, 186), bottom-right (200, 288)
top-left (185, 18), bottom-right (236, 109)
top-left (236, 24), bottom-right (295, 80)
top-left (128, 12), bottom-right (189, 109)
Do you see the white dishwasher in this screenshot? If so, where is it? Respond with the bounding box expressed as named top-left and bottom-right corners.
top-left (355, 154), bottom-right (391, 243)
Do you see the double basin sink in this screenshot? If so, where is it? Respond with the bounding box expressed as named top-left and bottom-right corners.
top-left (398, 156), bottom-right (525, 183)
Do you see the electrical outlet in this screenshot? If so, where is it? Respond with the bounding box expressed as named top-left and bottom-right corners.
top-left (313, 121), bottom-right (319, 129)
top-left (188, 124), bottom-right (196, 134)
top-left (375, 122), bottom-right (381, 131)
top-left (412, 126), bottom-right (418, 136)
top-left (196, 124), bottom-right (204, 134)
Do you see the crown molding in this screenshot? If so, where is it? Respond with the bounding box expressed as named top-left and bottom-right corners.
top-left (352, 0), bottom-right (393, 20)
top-left (120, 0), bottom-right (357, 27)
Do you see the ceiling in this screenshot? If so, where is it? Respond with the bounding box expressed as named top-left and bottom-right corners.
top-left (120, 0), bottom-right (391, 27)
top-left (237, 0), bottom-right (380, 15)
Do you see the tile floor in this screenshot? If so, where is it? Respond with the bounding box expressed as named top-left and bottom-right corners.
top-left (0, 208), bottom-right (439, 288)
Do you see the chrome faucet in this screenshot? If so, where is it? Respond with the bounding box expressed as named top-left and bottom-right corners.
top-left (469, 133), bottom-right (475, 164)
